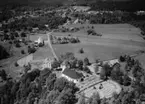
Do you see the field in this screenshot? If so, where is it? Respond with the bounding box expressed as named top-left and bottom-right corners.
top-left (52, 24), bottom-right (145, 62)
top-left (53, 43), bottom-right (142, 63)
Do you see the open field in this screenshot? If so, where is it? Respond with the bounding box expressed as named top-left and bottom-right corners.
top-left (33, 45), bottom-right (54, 60)
top-left (53, 43), bottom-right (142, 63)
top-left (51, 24), bottom-right (145, 62)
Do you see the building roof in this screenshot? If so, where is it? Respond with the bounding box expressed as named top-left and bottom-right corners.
top-left (62, 68), bottom-right (83, 80)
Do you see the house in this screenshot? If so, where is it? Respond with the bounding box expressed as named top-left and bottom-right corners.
top-left (34, 37), bottom-right (43, 45)
top-left (88, 63), bottom-right (102, 75)
top-left (103, 59), bottom-right (119, 67)
top-left (42, 58), bottom-right (54, 70)
top-left (61, 68), bottom-right (83, 83)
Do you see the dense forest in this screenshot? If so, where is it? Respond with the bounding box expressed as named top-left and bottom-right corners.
top-left (0, 0), bottom-right (145, 12)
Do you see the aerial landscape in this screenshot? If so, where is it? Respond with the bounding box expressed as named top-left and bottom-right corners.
top-left (0, 0), bottom-right (145, 104)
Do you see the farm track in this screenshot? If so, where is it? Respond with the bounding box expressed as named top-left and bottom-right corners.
top-left (47, 32), bottom-right (59, 60)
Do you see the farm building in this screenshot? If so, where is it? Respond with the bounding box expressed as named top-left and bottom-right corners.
top-left (61, 68), bottom-right (83, 83)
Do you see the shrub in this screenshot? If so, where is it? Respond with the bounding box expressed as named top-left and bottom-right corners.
top-left (15, 43), bottom-right (21, 48)
top-left (119, 56), bottom-right (125, 62)
top-left (21, 50), bottom-right (25, 54)
top-left (15, 62), bottom-right (19, 67)
top-left (9, 41), bottom-right (13, 44)
top-left (79, 48), bottom-right (84, 54)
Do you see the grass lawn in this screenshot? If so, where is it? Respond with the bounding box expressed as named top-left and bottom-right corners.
top-left (33, 45), bottom-right (54, 60)
top-left (53, 43), bottom-right (139, 63)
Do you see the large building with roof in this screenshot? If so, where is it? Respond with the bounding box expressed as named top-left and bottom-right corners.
top-left (61, 68), bottom-right (83, 83)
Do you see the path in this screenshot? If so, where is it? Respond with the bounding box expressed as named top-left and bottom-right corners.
top-left (46, 32), bottom-right (59, 61)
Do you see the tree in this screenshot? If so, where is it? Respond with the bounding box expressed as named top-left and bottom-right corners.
top-left (84, 57), bottom-right (90, 66)
top-left (21, 32), bottom-right (27, 37)
top-left (45, 90), bottom-right (60, 104)
top-left (40, 68), bottom-right (52, 86)
top-left (51, 60), bottom-right (60, 69)
top-left (101, 98), bottom-right (108, 104)
top-left (100, 68), bottom-right (106, 80)
top-left (21, 50), bottom-right (25, 54)
top-left (94, 65), bottom-right (99, 74)
top-left (123, 75), bottom-right (131, 86)
top-left (119, 56), bottom-right (125, 62)
top-left (102, 63), bottom-right (112, 77)
top-left (88, 92), bottom-right (100, 104)
top-left (112, 92), bottom-right (118, 99)
top-left (83, 66), bottom-right (91, 74)
top-left (54, 77), bottom-right (68, 92)
top-left (46, 73), bottom-right (56, 91)
top-left (56, 88), bottom-right (77, 104)
top-left (77, 60), bottom-right (83, 70)
top-left (78, 93), bottom-right (86, 104)
top-left (15, 43), bottom-right (21, 48)
top-left (79, 48), bottom-right (84, 54)
top-left (15, 62), bottom-right (19, 67)
top-left (0, 69), bottom-right (7, 80)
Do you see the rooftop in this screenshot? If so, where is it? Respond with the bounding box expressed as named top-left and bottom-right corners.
top-left (62, 68), bottom-right (83, 80)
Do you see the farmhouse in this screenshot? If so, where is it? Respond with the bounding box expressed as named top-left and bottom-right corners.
top-left (61, 68), bottom-right (83, 83)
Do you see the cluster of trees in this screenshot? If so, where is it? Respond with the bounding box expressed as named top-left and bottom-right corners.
top-left (59, 52), bottom-right (91, 74)
top-left (28, 45), bottom-right (36, 54)
top-left (0, 67), bottom-right (79, 104)
top-left (99, 62), bottom-right (131, 86)
top-left (51, 36), bottom-right (80, 44)
top-left (79, 92), bottom-right (109, 104)
top-left (1, 13), bottom-right (66, 32)
top-left (1, 31), bottom-right (27, 41)
top-left (88, 12), bottom-right (132, 24)
top-left (87, 29), bottom-right (102, 36)
top-left (130, 21), bottom-right (145, 37)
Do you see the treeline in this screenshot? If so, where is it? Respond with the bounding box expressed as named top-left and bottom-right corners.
top-left (1, 15), bottom-right (67, 31)
top-left (74, 0), bottom-right (145, 12)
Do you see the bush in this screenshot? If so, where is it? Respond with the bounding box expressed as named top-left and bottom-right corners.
top-left (15, 43), bottom-right (21, 48)
top-left (119, 56), bottom-right (125, 62)
top-left (15, 62), bottom-right (19, 67)
top-left (79, 48), bottom-right (84, 54)
top-left (21, 50), bottom-right (25, 54)
top-left (9, 41), bottom-right (13, 44)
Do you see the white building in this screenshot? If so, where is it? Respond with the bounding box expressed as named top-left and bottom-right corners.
top-left (42, 58), bottom-right (54, 70)
top-left (103, 59), bottom-right (119, 67)
top-left (35, 37), bottom-right (43, 44)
